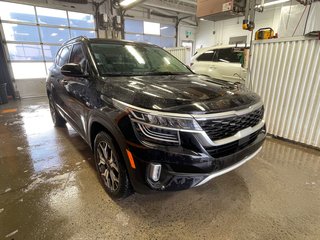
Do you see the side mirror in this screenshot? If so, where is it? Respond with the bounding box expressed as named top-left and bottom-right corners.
top-left (61, 63), bottom-right (87, 77)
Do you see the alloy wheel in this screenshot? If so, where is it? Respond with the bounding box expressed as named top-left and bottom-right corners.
top-left (97, 141), bottom-right (120, 192)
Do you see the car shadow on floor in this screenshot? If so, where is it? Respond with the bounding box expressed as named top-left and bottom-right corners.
top-left (116, 171), bottom-right (251, 226)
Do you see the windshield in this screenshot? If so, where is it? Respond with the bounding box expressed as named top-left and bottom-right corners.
top-left (90, 43), bottom-right (191, 76)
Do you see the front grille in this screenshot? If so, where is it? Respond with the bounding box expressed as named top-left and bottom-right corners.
top-left (206, 128), bottom-right (262, 158)
top-left (198, 106), bottom-right (264, 141)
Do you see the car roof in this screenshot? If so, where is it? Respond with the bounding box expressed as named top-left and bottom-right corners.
top-left (63, 36), bottom-right (157, 47)
top-left (194, 44), bottom-right (247, 55)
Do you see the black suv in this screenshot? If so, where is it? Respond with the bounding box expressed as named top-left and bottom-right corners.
top-left (46, 37), bottom-right (266, 199)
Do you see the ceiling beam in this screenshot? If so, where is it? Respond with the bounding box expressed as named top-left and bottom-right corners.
top-left (147, 7), bottom-right (178, 16)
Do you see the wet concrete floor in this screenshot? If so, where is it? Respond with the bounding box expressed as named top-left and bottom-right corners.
top-left (0, 97), bottom-right (320, 240)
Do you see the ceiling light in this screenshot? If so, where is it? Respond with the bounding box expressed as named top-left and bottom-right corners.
top-left (263, 0), bottom-right (290, 7)
top-left (200, 18), bottom-right (205, 21)
top-left (120, 0), bottom-right (137, 7)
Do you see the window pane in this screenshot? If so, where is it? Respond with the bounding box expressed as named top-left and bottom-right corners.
top-left (2, 23), bottom-right (40, 42)
top-left (144, 21), bottom-right (160, 35)
top-left (160, 37), bottom-right (176, 48)
top-left (160, 24), bottom-right (175, 37)
top-left (143, 35), bottom-right (161, 46)
top-left (43, 45), bottom-right (60, 61)
top-left (197, 51), bottom-right (214, 61)
top-left (0, 2), bottom-right (36, 23)
top-left (7, 44), bottom-right (43, 61)
top-left (125, 34), bottom-right (144, 42)
top-left (57, 46), bottom-right (71, 66)
top-left (70, 29), bottom-right (96, 38)
top-left (40, 27), bottom-right (70, 44)
top-left (36, 7), bottom-right (68, 26)
top-left (217, 48), bottom-right (242, 63)
top-left (124, 19), bottom-right (143, 33)
top-left (68, 12), bottom-right (95, 29)
top-left (70, 44), bottom-right (86, 70)
top-left (11, 62), bottom-right (47, 79)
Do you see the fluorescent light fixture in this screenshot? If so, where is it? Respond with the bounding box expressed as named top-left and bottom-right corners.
top-left (263, 0), bottom-right (290, 7)
top-left (120, 0), bottom-right (137, 7)
top-left (160, 26), bottom-right (168, 30)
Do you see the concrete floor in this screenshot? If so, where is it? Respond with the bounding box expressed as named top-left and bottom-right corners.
top-left (0, 98), bottom-right (320, 240)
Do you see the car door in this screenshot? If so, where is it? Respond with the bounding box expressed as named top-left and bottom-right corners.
top-left (213, 48), bottom-right (244, 83)
top-left (51, 45), bottom-right (75, 123)
top-left (191, 50), bottom-right (216, 77)
top-left (62, 43), bottom-right (97, 137)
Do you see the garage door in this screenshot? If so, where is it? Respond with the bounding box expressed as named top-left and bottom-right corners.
top-left (0, 2), bottom-right (96, 98)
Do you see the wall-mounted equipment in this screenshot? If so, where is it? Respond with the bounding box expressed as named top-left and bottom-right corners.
top-left (98, 13), bottom-right (109, 29)
top-left (255, 27), bottom-right (277, 40)
top-left (197, 0), bottom-right (246, 21)
top-left (112, 15), bottom-right (122, 31)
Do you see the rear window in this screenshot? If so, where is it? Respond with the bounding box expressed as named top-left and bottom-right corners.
top-left (196, 50), bottom-right (214, 61)
top-left (217, 48), bottom-right (242, 63)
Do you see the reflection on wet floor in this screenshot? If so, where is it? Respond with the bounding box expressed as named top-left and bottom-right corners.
top-left (0, 97), bottom-right (320, 240)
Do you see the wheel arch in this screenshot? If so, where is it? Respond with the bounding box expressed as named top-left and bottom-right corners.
top-left (88, 112), bottom-right (147, 193)
top-left (88, 114), bottom-right (129, 169)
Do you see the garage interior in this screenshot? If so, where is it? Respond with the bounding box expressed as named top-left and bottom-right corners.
top-left (0, 0), bottom-right (319, 239)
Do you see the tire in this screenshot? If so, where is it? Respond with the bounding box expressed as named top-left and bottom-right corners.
top-left (48, 94), bottom-right (66, 127)
top-left (94, 132), bottom-right (133, 199)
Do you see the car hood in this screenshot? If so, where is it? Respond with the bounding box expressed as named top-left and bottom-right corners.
top-left (99, 74), bottom-right (261, 114)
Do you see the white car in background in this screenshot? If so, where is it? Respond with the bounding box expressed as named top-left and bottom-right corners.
top-left (191, 45), bottom-right (247, 83)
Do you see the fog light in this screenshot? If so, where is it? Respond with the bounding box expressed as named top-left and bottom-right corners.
top-left (149, 163), bottom-right (162, 182)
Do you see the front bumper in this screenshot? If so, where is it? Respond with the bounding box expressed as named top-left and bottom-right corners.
top-left (126, 125), bottom-right (266, 193)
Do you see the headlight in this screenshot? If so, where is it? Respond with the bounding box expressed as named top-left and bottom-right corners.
top-left (113, 99), bottom-right (201, 145)
top-left (130, 110), bottom-right (201, 130)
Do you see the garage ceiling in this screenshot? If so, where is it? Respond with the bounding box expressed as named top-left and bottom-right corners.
top-left (142, 0), bottom-right (197, 16)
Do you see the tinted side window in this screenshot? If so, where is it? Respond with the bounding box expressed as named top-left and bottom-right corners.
top-left (57, 46), bottom-right (71, 67)
top-left (217, 48), bottom-right (242, 63)
top-left (196, 50), bottom-right (214, 61)
top-left (69, 44), bottom-right (86, 70)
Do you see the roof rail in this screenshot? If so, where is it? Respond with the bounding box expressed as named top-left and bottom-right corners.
top-left (63, 36), bottom-right (89, 45)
